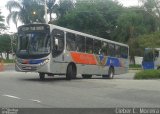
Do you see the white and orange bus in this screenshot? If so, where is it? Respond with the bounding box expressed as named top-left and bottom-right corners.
top-left (15, 24), bottom-right (129, 80)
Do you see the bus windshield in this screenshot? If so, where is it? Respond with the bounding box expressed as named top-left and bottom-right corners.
top-left (18, 32), bottom-right (50, 55)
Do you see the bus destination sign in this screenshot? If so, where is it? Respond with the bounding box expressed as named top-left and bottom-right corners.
top-left (18, 24), bottom-right (50, 33)
top-left (21, 26), bottom-right (45, 32)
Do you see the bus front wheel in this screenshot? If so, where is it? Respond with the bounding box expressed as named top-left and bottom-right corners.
top-left (66, 64), bottom-right (77, 80)
top-left (39, 73), bottom-right (45, 80)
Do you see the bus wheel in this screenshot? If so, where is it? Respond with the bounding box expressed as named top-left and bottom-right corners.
top-left (66, 64), bottom-right (77, 80)
top-left (108, 68), bottom-right (114, 79)
top-left (82, 75), bottom-right (92, 79)
top-left (39, 73), bottom-right (45, 80)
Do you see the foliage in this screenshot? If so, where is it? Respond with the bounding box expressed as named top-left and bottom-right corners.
top-left (129, 31), bottom-right (160, 58)
top-left (55, 0), bottom-right (123, 39)
top-left (3, 59), bottom-right (15, 63)
top-left (0, 34), bottom-right (11, 53)
top-left (134, 70), bottom-right (160, 79)
top-left (112, 7), bottom-right (157, 42)
top-left (138, 32), bottom-right (160, 49)
top-left (6, 0), bottom-right (45, 26)
top-left (129, 64), bottom-right (142, 69)
top-left (139, 0), bottom-right (160, 24)
top-left (6, 0), bottom-right (75, 25)
top-left (0, 34), bottom-right (11, 60)
top-left (56, 0), bottom-right (75, 18)
top-left (47, 0), bottom-right (56, 22)
top-left (0, 10), bottom-right (7, 33)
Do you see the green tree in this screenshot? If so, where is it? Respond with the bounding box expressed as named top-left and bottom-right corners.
top-left (6, 0), bottom-right (45, 26)
top-left (129, 31), bottom-right (160, 64)
top-left (138, 32), bottom-right (160, 49)
top-left (139, 0), bottom-right (160, 27)
top-left (0, 9), bottom-right (7, 34)
top-left (0, 34), bottom-right (11, 59)
top-left (56, 0), bottom-right (122, 39)
top-left (47, 0), bottom-right (57, 22)
top-left (46, 0), bottom-right (75, 23)
top-left (112, 7), bottom-right (157, 42)
top-left (56, 0), bottom-right (75, 18)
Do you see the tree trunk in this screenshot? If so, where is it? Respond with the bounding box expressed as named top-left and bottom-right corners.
top-left (49, 12), bottom-right (52, 22)
top-left (6, 52), bottom-right (9, 60)
top-left (130, 56), bottom-right (135, 65)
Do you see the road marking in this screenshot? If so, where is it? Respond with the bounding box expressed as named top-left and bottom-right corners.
top-left (2, 94), bottom-right (21, 99)
top-left (30, 99), bottom-right (41, 103)
top-left (1, 94), bottom-right (41, 103)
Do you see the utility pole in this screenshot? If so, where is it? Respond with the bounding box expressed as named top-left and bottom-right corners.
top-left (44, 0), bottom-right (48, 24)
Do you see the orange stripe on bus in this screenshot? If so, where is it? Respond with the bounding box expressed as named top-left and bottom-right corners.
top-left (70, 52), bottom-right (97, 65)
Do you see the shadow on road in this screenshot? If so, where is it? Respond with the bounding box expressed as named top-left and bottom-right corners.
top-left (18, 77), bottom-right (84, 83)
top-left (18, 76), bottom-right (113, 83)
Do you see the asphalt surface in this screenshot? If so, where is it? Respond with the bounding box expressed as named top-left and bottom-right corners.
top-left (0, 66), bottom-right (160, 108)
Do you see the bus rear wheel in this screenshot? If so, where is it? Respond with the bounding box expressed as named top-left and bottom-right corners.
top-left (66, 64), bottom-right (77, 80)
top-left (39, 73), bottom-right (45, 80)
top-left (82, 75), bottom-right (92, 79)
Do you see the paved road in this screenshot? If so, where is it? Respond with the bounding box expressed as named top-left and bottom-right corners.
top-left (0, 70), bottom-right (160, 108)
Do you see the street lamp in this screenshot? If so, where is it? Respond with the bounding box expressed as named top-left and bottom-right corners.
top-left (33, 11), bottom-right (36, 15)
top-left (44, 0), bottom-right (48, 23)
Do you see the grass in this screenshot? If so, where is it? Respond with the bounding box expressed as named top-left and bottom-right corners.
top-left (134, 70), bottom-right (160, 79)
top-left (129, 64), bottom-right (141, 69)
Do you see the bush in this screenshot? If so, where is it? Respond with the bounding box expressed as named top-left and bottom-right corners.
top-left (3, 59), bottom-right (15, 63)
top-left (129, 64), bottom-right (141, 69)
top-left (134, 70), bottom-right (160, 79)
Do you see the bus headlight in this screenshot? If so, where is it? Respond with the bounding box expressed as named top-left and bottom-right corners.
top-left (39, 59), bottom-right (49, 66)
top-left (44, 59), bottom-right (49, 64)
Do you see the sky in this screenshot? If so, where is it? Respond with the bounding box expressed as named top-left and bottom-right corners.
top-left (0, 0), bottom-right (139, 33)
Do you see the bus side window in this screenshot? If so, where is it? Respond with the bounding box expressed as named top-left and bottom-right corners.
top-left (76, 35), bottom-right (85, 53)
top-left (86, 37), bottom-right (93, 54)
top-left (101, 42), bottom-right (108, 56)
top-left (52, 29), bottom-right (64, 57)
top-left (121, 46), bottom-right (128, 59)
top-left (115, 45), bottom-right (120, 57)
top-left (66, 33), bottom-right (76, 51)
top-left (93, 39), bottom-right (101, 55)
